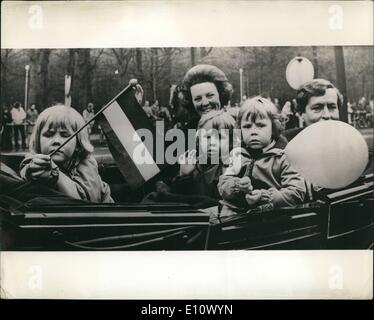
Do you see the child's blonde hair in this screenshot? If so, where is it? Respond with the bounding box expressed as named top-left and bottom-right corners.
top-left (29, 104), bottom-right (94, 160)
top-left (237, 96), bottom-right (283, 140)
top-left (197, 109), bottom-right (237, 154)
top-left (198, 109), bottom-right (236, 131)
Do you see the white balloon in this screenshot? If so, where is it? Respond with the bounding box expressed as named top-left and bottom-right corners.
top-left (285, 121), bottom-right (368, 189)
top-left (286, 57), bottom-right (314, 90)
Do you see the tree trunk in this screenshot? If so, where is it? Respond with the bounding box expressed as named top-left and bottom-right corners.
top-left (135, 48), bottom-right (144, 84)
top-left (75, 49), bottom-right (92, 113)
top-left (268, 48), bottom-right (277, 98)
top-left (1, 50), bottom-right (11, 106)
top-left (190, 47), bottom-right (197, 67)
top-left (86, 52), bottom-right (93, 105)
top-left (200, 47), bottom-right (206, 60)
top-left (312, 46), bottom-right (319, 78)
top-left (199, 47), bottom-right (213, 61)
top-left (40, 49), bottom-right (51, 109)
top-left (111, 48), bottom-right (132, 89)
top-left (65, 49), bottom-right (77, 107)
top-left (151, 48), bottom-right (158, 101)
top-left (361, 73), bottom-right (366, 98)
top-left (334, 46), bottom-right (348, 122)
top-left (259, 64), bottom-right (263, 95)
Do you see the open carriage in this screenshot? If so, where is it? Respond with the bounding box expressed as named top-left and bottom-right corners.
top-left (1, 152), bottom-right (372, 251)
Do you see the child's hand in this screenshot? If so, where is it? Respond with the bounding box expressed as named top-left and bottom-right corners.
top-left (25, 154), bottom-right (57, 182)
top-left (130, 79), bottom-right (144, 105)
top-left (236, 176), bottom-right (253, 193)
top-left (258, 189), bottom-right (272, 203)
top-left (245, 189), bottom-right (272, 206)
top-left (178, 150), bottom-right (197, 176)
top-left (224, 147), bottom-right (244, 175)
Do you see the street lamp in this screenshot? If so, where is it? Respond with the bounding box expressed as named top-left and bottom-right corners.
top-left (239, 68), bottom-right (243, 103)
top-left (24, 65), bottom-right (30, 114)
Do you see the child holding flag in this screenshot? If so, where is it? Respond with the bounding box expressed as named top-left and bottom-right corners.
top-left (19, 104), bottom-right (113, 203)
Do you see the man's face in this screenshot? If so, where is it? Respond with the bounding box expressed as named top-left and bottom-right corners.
top-left (190, 82), bottom-right (221, 116)
top-left (303, 88), bottom-right (339, 126)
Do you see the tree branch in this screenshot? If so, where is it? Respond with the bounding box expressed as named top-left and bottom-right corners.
top-left (205, 47), bottom-right (213, 56)
top-left (90, 49), bottom-right (104, 70)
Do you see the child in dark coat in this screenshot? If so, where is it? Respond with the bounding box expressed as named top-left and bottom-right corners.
top-left (151, 110), bottom-right (237, 209)
top-left (218, 97), bottom-right (306, 216)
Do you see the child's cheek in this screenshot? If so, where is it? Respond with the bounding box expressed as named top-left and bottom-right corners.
top-left (40, 137), bottom-right (50, 154)
top-left (242, 131), bottom-right (250, 144)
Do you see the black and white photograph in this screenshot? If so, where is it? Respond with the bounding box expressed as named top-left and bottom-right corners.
top-left (0, 0), bottom-right (372, 300)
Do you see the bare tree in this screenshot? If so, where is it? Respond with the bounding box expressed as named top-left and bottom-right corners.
top-left (253, 48), bottom-right (265, 94)
top-left (26, 49), bottom-right (52, 109)
top-left (199, 47), bottom-right (214, 61)
top-left (312, 46), bottom-right (319, 78)
top-left (40, 49), bottom-right (51, 108)
top-left (65, 49), bottom-right (77, 103)
top-left (190, 47), bottom-right (197, 67)
top-left (151, 48), bottom-right (158, 101)
top-left (73, 49), bottom-right (104, 112)
top-left (135, 48), bottom-right (144, 84)
top-left (111, 48), bottom-right (134, 87)
top-left (267, 47), bottom-right (278, 97)
top-left (334, 46), bottom-right (348, 122)
top-left (1, 49), bottom-right (13, 106)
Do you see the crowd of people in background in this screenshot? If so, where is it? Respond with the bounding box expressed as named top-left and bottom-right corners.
top-left (348, 96), bottom-right (373, 128)
top-left (142, 99), bottom-right (173, 129)
top-left (0, 63), bottom-right (372, 220)
top-left (1, 102), bottom-right (40, 151)
top-left (1, 88), bottom-right (373, 154)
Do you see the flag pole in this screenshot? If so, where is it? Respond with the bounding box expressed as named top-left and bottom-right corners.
top-left (49, 80), bottom-right (138, 157)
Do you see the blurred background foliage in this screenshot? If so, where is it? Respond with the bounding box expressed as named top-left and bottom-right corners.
top-left (1, 46), bottom-right (373, 113)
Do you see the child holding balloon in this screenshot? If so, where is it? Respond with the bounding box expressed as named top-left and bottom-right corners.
top-left (19, 104), bottom-right (114, 203)
top-left (218, 97), bottom-right (306, 215)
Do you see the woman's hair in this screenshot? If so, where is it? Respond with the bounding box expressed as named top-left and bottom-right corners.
top-left (197, 109), bottom-right (237, 153)
top-left (29, 104), bottom-right (94, 160)
top-left (237, 96), bottom-right (283, 140)
top-left (182, 64), bottom-right (233, 112)
top-left (296, 78), bottom-right (343, 113)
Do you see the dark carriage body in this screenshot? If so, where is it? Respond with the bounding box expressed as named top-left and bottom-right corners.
top-left (1, 150), bottom-right (373, 251)
top-left (1, 174), bottom-right (372, 251)
top-left (208, 188), bottom-right (373, 250)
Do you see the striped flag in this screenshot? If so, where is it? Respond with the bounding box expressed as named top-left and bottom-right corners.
top-left (98, 89), bottom-right (163, 189)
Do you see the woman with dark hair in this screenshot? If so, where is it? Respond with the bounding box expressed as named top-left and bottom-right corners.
top-left (144, 65), bottom-right (235, 208)
top-left (181, 64), bottom-right (233, 119)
